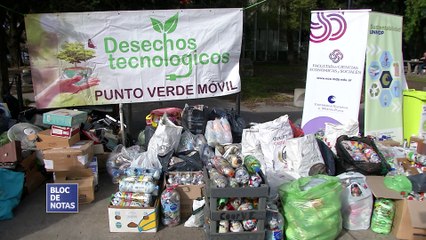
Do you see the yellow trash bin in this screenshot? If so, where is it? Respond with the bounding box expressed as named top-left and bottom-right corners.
top-left (403, 90), bottom-right (426, 141)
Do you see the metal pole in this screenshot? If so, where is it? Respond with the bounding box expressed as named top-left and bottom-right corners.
top-left (15, 74), bottom-right (23, 111)
top-left (119, 103), bottom-right (126, 146)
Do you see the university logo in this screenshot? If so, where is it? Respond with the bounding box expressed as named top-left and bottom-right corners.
top-left (310, 12), bottom-right (347, 43)
top-left (329, 49), bottom-right (343, 63)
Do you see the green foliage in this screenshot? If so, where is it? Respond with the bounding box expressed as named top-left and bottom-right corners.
top-left (404, 0), bottom-right (426, 41)
top-left (57, 42), bottom-right (95, 65)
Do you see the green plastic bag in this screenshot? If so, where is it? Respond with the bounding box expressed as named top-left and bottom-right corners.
top-left (384, 175), bottom-right (412, 193)
top-left (279, 175), bottom-right (342, 240)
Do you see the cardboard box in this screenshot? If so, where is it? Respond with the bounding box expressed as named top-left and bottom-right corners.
top-left (43, 109), bottom-right (88, 127)
top-left (89, 156), bottom-right (99, 187)
top-left (42, 140), bottom-right (94, 172)
top-left (166, 171), bottom-right (204, 219)
top-left (51, 125), bottom-right (80, 138)
top-left (0, 141), bottom-right (22, 168)
top-left (366, 176), bottom-right (426, 240)
top-left (20, 152), bottom-right (46, 194)
top-left (35, 129), bottom-right (80, 150)
top-left (108, 197), bottom-right (159, 233)
top-left (410, 136), bottom-right (426, 155)
top-left (54, 168), bottom-right (95, 204)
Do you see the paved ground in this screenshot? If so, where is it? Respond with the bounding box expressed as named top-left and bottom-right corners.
top-left (0, 95), bottom-right (398, 240)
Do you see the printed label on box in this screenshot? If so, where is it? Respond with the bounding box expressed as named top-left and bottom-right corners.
top-left (77, 154), bottom-right (89, 165)
top-left (46, 183), bottom-right (79, 213)
top-left (43, 159), bottom-right (54, 170)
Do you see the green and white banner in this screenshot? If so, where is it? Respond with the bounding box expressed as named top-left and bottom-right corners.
top-left (364, 12), bottom-right (403, 142)
top-left (25, 9), bottom-right (242, 108)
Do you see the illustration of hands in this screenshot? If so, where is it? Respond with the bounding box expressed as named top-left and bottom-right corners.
top-left (59, 76), bottom-right (100, 94)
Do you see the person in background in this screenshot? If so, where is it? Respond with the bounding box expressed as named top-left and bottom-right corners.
top-left (417, 51), bottom-right (426, 75)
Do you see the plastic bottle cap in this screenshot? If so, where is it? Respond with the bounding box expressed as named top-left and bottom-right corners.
top-left (253, 166), bottom-right (260, 173)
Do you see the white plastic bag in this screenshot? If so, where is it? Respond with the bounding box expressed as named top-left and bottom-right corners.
top-left (285, 134), bottom-right (326, 177)
top-left (205, 118), bottom-right (233, 147)
top-left (337, 172), bottom-right (373, 230)
top-left (241, 128), bottom-right (266, 172)
top-left (324, 120), bottom-right (359, 154)
top-left (242, 115), bottom-right (294, 198)
top-left (145, 114), bottom-right (183, 169)
top-left (184, 198), bottom-right (205, 228)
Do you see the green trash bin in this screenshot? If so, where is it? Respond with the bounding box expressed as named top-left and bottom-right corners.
top-left (403, 90), bottom-right (426, 141)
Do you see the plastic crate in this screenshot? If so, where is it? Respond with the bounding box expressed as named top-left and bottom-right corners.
top-left (204, 198), bottom-right (265, 240)
top-left (203, 168), bottom-right (269, 198)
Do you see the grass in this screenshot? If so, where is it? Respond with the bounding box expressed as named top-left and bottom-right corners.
top-left (240, 62), bottom-right (426, 105)
top-left (241, 62), bottom-right (307, 104)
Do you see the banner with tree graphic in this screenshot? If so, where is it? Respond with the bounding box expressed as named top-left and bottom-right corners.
top-left (24, 9), bottom-right (242, 108)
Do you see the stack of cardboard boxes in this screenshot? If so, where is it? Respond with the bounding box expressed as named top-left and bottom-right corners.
top-left (35, 109), bottom-right (96, 204)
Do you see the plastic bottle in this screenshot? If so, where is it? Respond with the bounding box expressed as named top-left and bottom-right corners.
top-left (235, 166), bottom-right (250, 185)
top-left (208, 167), bottom-right (229, 188)
top-left (161, 186), bottom-right (180, 227)
top-left (265, 204), bottom-right (285, 240)
top-left (244, 155), bottom-right (262, 174)
top-left (212, 156), bottom-right (235, 178)
top-left (370, 198), bottom-right (395, 234)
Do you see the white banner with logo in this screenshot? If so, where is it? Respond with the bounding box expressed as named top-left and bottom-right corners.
top-left (25, 9), bottom-right (242, 108)
top-left (364, 12), bottom-right (403, 142)
top-left (301, 10), bottom-right (370, 134)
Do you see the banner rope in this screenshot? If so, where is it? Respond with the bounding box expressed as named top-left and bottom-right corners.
top-left (242, 0), bottom-right (268, 11)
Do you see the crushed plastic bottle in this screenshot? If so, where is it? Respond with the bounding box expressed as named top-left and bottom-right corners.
top-left (208, 167), bottom-right (228, 188)
top-left (212, 156), bottom-right (235, 178)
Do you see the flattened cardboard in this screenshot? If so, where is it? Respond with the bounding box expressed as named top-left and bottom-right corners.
top-left (0, 141), bottom-right (22, 164)
top-left (35, 129), bottom-right (80, 150)
top-left (42, 140), bottom-right (94, 172)
top-left (54, 168), bottom-right (94, 204)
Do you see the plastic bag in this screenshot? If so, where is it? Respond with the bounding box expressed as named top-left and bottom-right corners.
top-left (324, 120), bottom-right (359, 154)
top-left (106, 144), bottom-right (143, 183)
top-left (371, 198), bottom-right (395, 234)
top-left (316, 138), bottom-right (337, 176)
top-left (384, 175), bottom-right (413, 193)
top-left (181, 104), bottom-right (208, 135)
top-left (184, 198), bottom-right (205, 228)
top-left (205, 118), bottom-right (232, 147)
top-left (177, 130), bottom-right (196, 154)
top-left (241, 128), bottom-right (265, 172)
top-left (337, 172), bottom-right (373, 230)
top-left (146, 114), bottom-right (182, 170)
top-left (279, 175), bottom-right (342, 240)
top-left (335, 135), bottom-right (391, 175)
top-left (0, 169), bottom-right (24, 220)
top-left (284, 134), bottom-right (326, 177)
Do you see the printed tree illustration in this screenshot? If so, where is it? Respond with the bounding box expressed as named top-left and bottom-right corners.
top-left (57, 41), bottom-right (96, 67)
